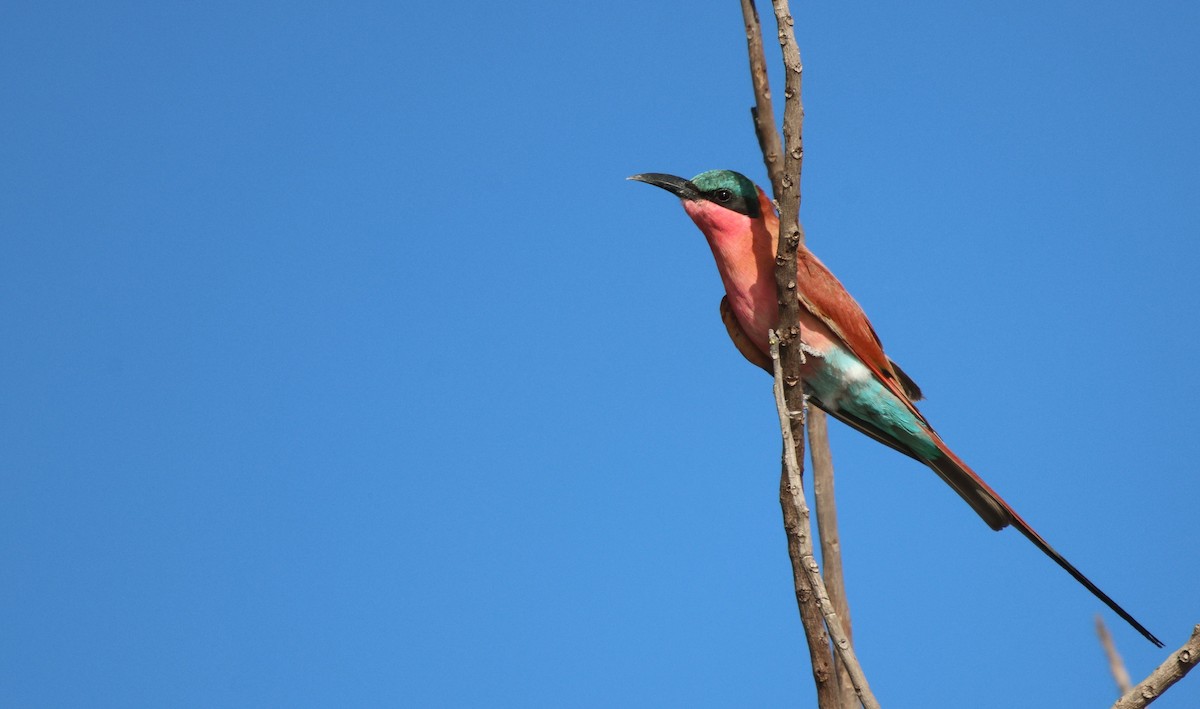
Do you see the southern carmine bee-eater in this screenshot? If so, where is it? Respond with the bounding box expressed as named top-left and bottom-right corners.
top-left (630, 169), bottom-right (1162, 647)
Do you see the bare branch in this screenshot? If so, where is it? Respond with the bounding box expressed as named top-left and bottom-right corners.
top-left (768, 0), bottom-right (805, 248)
top-left (771, 334), bottom-right (881, 709)
top-left (810, 409), bottom-right (856, 708)
top-left (738, 0), bottom-right (784, 198)
top-left (778, 464), bottom-right (839, 707)
top-left (772, 369), bottom-right (837, 703)
top-left (756, 0), bottom-right (837, 696)
top-left (735, 15), bottom-right (854, 669)
top-left (763, 10), bottom-right (812, 679)
top-left (742, 1), bottom-right (860, 706)
top-left (1110, 625), bottom-right (1200, 709)
top-left (1097, 615), bottom-right (1133, 695)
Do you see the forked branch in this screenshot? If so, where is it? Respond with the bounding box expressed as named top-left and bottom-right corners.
top-left (740, 0), bottom-right (866, 706)
top-left (1110, 625), bottom-right (1200, 709)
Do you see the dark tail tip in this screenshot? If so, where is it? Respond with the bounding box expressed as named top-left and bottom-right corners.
top-left (1011, 520), bottom-right (1163, 647)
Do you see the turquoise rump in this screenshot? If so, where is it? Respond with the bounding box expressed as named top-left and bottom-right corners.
top-left (806, 344), bottom-right (941, 462)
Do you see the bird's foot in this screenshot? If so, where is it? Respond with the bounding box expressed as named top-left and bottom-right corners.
top-left (798, 341), bottom-right (823, 361)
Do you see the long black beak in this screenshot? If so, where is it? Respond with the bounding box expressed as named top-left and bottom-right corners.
top-left (628, 173), bottom-right (702, 201)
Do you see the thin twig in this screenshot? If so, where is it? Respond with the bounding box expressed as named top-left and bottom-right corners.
top-left (1111, 625), bottom-right (1200, 709)
top-left (778, 452), bottom-right (839, 708)
top-left (773, 392), bottom-right (838, 704)
top-left (738, 0), bottom-right (784, 199)
top-left (770, 334), bottom-right (881, 709)
top-left (1097, 615), bottom-right (1133, 695)
top-left (810, 409), bottom-right (857, 709)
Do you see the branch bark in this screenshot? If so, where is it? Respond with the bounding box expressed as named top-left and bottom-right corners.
top-left (738, 3), bottom-right (834, 702)
top-left (778, 431), bottom-right (839, 708)
top-left (810, 409), bottom-right (857, 709)
top-left (736, 15), bottom-right (851, 665)
top-left (1111, 625), bottom-right (1200, 709)
top-left (738, 0), bottom-right (783, 199)
top-left (764, 4), bottom-right (882, 704)
top-left (741, 1), bottom-right (862, 706)
top-left (758, 0), bottom-right (832, 701)
top-left (770, 334), bottom-right (881, 709)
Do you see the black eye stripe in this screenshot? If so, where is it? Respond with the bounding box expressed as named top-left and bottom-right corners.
top-left (703, 188), bottom-right (760, 218)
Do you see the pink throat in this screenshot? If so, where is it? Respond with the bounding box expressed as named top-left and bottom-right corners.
top-left (682, 199), bottom-right (778, 350)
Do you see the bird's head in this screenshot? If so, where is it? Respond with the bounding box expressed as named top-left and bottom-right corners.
top-left (629, 169), bottom-right (774, 255)
top-left (629, 169), bottom-right (761, 215)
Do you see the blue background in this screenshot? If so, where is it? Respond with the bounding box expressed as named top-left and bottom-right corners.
top-left (3, 2), bottom-right (1198, 707)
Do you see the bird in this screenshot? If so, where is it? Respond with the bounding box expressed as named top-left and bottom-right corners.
top-left (630, 168), bottom-right (1163, 647)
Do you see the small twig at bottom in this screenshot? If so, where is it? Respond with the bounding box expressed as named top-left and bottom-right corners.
top-left (1097, 615), bottom-right (1133, 695)
top-left (1111, 625), bottom-right (1200, 709)
top-left (770, 331), bottom-right (880, 709)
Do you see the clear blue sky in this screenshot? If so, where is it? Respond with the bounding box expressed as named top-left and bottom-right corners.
top-left (3, 2), bottom-right (1198, 707)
